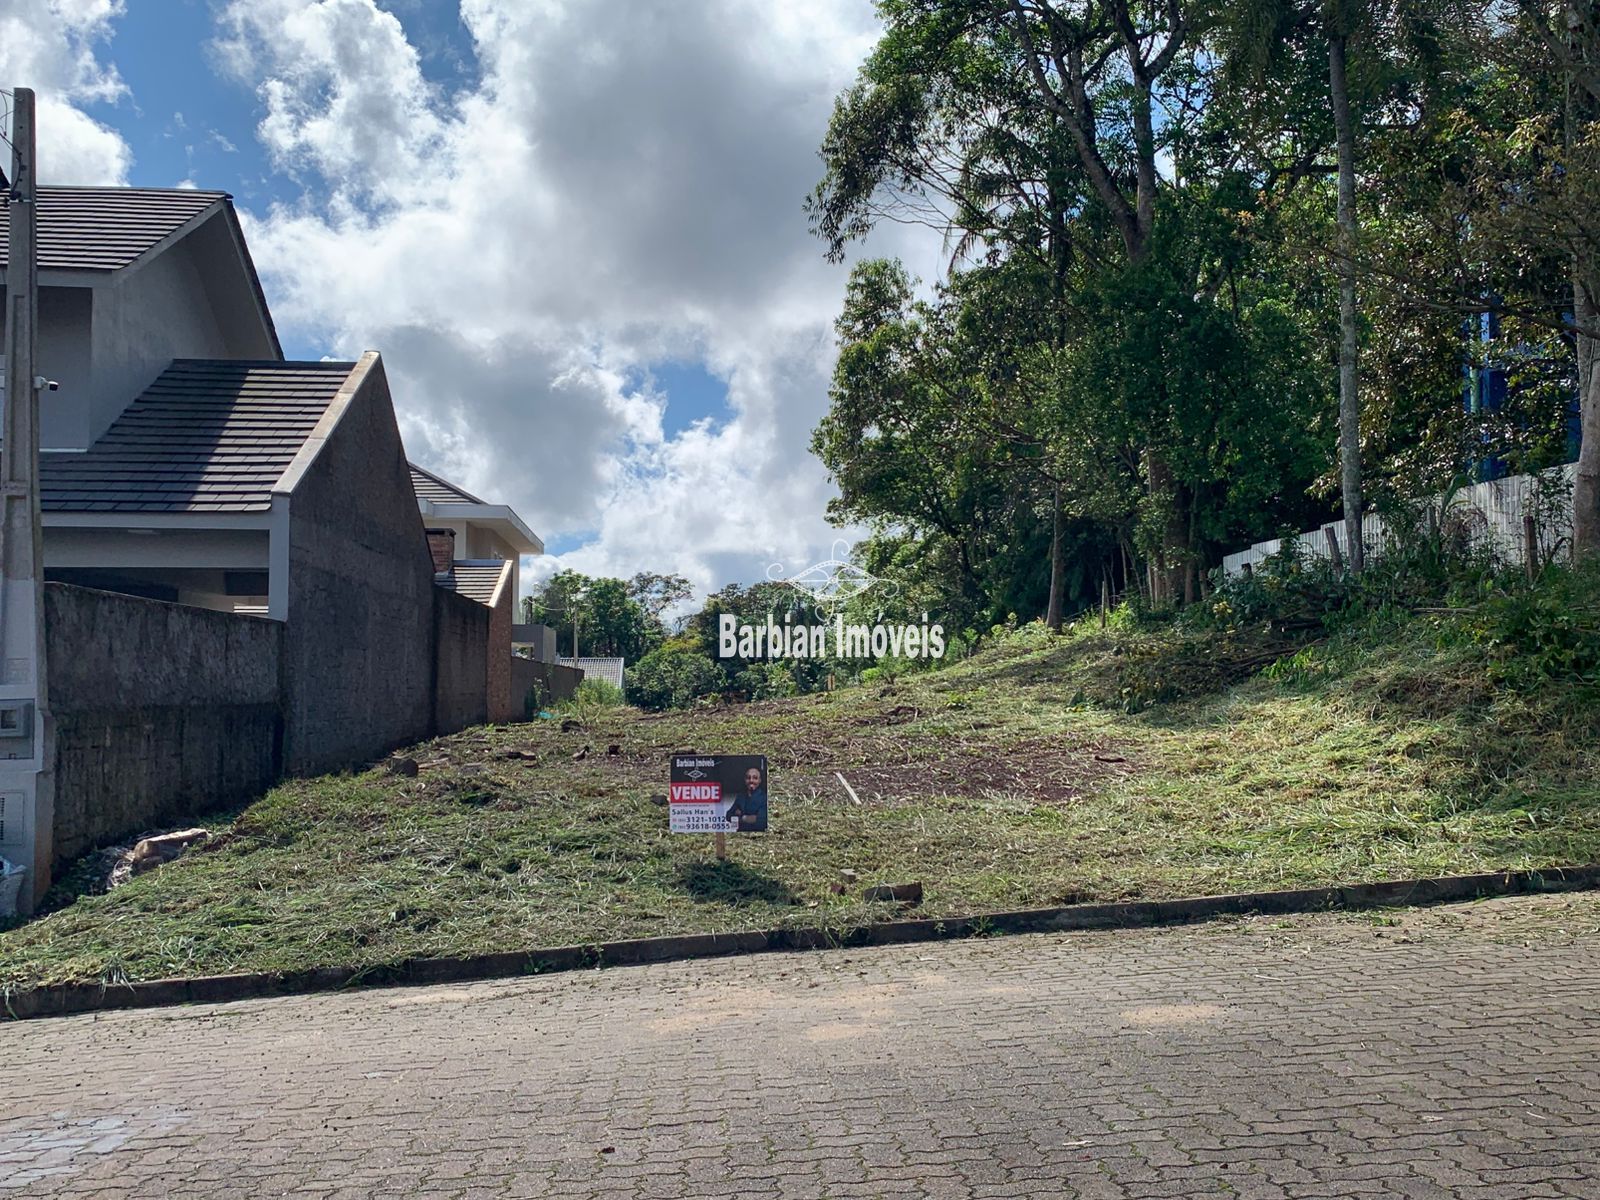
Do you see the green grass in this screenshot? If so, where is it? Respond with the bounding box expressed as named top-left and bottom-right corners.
top-left (3, 612), bottom-right (1597, 992)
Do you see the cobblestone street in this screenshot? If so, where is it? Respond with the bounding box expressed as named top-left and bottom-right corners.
top-left (4, 893), bottom-right (1599, 1198)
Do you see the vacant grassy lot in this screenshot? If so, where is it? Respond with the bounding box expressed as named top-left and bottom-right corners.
top-left (3, 617), bottom-right (1597, 992)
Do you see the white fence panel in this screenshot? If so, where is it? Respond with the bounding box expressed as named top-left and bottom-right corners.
top-left (1220, 465), bottom-right (1575, 579)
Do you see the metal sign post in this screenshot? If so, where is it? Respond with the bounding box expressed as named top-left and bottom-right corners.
top-left (0, 88), bottom-right (54, 913)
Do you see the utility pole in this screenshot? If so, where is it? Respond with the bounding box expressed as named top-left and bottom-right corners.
top-left (570, 588), bottom-right (588, 669)
top-left (0, 88), bottom-right (54, 913)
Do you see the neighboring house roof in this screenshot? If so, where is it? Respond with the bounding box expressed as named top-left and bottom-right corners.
top-left (573, 657), bottom-right (625, 691)
top-left (409, 462), bottom-right (485, 505)
top-left (0, 186), bottom-right (283, 359)
top-left (409, 461), bottom-right (544, 556)
top-left (2, 186), bottom-right (227, 272)
top-left (40, 359), bottom-right (355, 513)
top-left (439, 560), bottom-right (512, 606)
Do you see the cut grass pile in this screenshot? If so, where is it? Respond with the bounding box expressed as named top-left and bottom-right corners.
top-left (3, 613), bottom-right (1597, 992)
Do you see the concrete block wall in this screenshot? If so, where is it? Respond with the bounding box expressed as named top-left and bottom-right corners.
top-left (1222, 465), bottom-right (1577, 578)
top-left (279, 356), bottom-right (437, 775)
top-left (486, 567), bottom-right (515, 723)
top-left (510, 658), bottom-right (583, 714)
top-left (434, 585), bottom-right (490, 733)
top-left (45, 583), bottom-right (283, 861)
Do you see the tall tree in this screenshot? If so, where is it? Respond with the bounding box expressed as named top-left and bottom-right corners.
top-left (1551, 0), bottom-right (1600, 558)
top-left (1328, 17), bottom-right (1366, 570)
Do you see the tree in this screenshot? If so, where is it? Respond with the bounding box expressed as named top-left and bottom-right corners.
top-left (814, 259), bottom-right (1058, 624)
top-left (813, 0), bottom-right (1207, 603)
top-left (525, 570), bottom-right (665, 662)
top-left (626, 644), bottom-right (724, 710)
top-left (1219, 0), bottom-right (1462, 573)
top-left (1528, 0), bottom-right (1600, 558)
top-left (808, 1), bottom-right (1097, 624)
top-left (626, 572), bottom-right (694, 624)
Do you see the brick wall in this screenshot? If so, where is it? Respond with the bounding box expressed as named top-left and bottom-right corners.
top-left (426, 530), bottom-right (456, 575)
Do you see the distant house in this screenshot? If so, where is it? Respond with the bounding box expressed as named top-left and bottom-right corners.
top-left (409, 463), bottom-right (541, 722)
top-left (0, 185), bottom-right (553, 903)
top-left (409, 462), bottom-right (541, 601)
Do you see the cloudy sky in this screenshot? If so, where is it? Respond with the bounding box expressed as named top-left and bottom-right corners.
top-left (2, 0), bottom-right (944, 598)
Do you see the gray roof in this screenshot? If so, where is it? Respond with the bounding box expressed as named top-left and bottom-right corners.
top-left (574, 657), bottom-right (625, 691)
top-left (1, 186), bottom-right (228, 272)
top-left (41, 359), bottom-right (355, 513)
top-left (440, 560), bottom-right (510, 605)
top-left (410, 462), bottom-right (484, 505)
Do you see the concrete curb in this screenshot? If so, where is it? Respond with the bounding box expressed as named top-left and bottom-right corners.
top-left (6, 864), bottom-right (1598, 1021)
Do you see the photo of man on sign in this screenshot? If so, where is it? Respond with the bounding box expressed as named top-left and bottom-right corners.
top-left (669, 755), bottom-right (768, 834)
top-left (723, 765), bottom-right (767, 832)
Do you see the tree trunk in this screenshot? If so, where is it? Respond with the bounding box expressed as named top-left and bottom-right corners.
top-left (1575, 275), bottom-right (1600, 560)
top-left (1571, 7), bottom-right (1600, 562)
top-left (1143, 450), bottom-right (1183, 606)
top-left (1045, 483), bottom-right (1065, 631)
top-left (1329, 32), bottom-right (1365, 573)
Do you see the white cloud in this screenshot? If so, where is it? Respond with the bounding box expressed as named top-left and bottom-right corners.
top-left (218, 0), bottom-right (940, 598)
top-left (0, 0), bottom-right (131, 183)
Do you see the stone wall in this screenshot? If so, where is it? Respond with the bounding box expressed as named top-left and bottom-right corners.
top-left (45, 583), bottom-right (282, 861)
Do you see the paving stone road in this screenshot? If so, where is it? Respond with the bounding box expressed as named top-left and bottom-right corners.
top-left (4, 892), bottom-right (1600, 1199)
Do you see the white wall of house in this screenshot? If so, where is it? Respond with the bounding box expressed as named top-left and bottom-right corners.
top-left (43, 526), bottom-right (268, 570)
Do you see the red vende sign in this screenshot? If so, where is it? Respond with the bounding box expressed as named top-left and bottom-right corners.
top-left (670, 782), bottom-right (722, 803)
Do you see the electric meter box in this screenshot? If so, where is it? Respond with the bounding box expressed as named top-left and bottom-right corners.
top-left (0, 701), bottom-right (35, 760)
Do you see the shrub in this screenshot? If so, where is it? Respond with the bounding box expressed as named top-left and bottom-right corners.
top-left (573, 679), bottom-right (624, 707)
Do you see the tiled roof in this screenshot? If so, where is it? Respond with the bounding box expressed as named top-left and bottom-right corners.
top-left (574, 657), bottom-right (625, 691)
top-left (410, 462), bottom-right (485, 505)
top-left (441, 560), bottom-right (510, 605)
top-left (1, 186), bottom-right (228, 272)
top-left (41, 359), bottom-right (355, 513)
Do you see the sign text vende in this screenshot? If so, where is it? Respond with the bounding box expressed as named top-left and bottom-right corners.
top-left (670, 782), bottom-right (722, 802)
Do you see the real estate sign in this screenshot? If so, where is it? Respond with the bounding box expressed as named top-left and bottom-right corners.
top-left (669, 755), bottom-right (768, 833)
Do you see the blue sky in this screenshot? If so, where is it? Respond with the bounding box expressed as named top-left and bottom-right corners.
top-left (6, 0), bottom-right (925, 596)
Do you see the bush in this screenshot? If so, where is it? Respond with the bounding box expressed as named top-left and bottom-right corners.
top-left (732, 661), bottom-right (798, 700)
top-left (1441, 562), bottom-right (1600, 688)
top-left (554, 678), bottom-right (626, 726)
top-left (573, 679), bottom-right (624, 707)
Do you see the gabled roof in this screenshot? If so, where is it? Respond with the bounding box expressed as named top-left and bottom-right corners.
top-left (410, 462), bottom-right (485, 505)
top-left (439, 559), bottom-right (512, 605)
top-left (0, 186), bottom-right (228, 272)
top-left (41, 359), bottom-right (356, 513)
